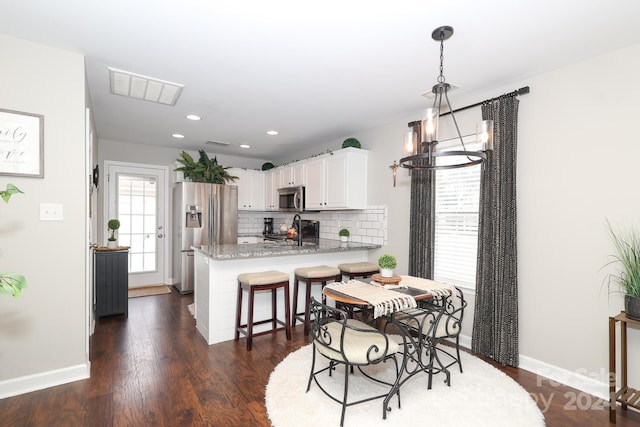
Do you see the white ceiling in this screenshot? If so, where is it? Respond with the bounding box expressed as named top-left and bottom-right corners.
top-left (3, 0), bottom-right (640, 161)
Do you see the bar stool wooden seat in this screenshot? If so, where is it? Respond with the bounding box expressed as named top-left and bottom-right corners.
top-left (235, 270), bottom-right (291, 351)
top-left (338, 262), bottom-right (380, 280)
top-left (292, 265), bottom-right (342, 335)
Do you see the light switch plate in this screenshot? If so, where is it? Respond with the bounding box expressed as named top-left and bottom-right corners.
top-left (40, 203), bottom-right (63, 221)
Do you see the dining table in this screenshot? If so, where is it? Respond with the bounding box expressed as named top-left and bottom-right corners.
top-left (322, 275), bottom-right (456, 420)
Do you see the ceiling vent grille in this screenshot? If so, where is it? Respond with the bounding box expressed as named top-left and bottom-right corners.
top-left (108, 67), bottom-right (184, 106)
top-left (206, 140), bottom-right (230, 147)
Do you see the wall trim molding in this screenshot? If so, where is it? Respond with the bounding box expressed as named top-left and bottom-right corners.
top-left (0, 362), bottom-right (90, 399)
top-left (456, 333), bottom-right (607, 400)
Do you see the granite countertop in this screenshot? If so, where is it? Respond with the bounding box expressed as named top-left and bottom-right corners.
top-left (193, 238), bottom-right (380, 260)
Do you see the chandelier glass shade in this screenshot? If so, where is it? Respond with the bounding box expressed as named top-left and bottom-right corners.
top-left (400, 26), bottom-right (493, 171)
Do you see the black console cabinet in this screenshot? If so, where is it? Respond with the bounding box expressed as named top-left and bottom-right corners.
top-left (95, 249), bottom-right (129, 319)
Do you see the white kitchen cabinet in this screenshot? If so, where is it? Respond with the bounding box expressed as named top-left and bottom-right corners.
top-left (264, 168), bottom-right (279, 211)
top-left (279, 162), bottom-right (305, 187)
top-left (229, 168), bottom-right (265, 211)
top-left (304, 148), bottom-right (368, 210)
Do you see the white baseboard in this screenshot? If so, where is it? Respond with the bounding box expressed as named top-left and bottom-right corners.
top-left (455, 333), bottom-right (608, 400)
top-left (0, 362), bottom-right (90, 399)
top-left (518, 354), bottom-right (608, 400)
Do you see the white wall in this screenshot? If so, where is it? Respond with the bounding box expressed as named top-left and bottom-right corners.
top-left (0, 35), bottom-right (88, 396)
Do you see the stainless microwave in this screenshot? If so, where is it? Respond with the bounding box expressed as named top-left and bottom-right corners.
top-left (278, 186), bottom-right (305, 212)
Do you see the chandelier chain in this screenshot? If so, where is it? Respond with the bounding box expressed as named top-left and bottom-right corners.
top-left (438, 38), bottom-right (445, 83)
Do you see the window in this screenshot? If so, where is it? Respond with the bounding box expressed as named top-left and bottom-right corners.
top-left (433, 143), bottom-right (481, 289)
top-left (117, 174), bottom-right (158, 274)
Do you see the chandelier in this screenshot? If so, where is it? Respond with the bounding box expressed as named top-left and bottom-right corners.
top-left (399, 26), bottom-right (493, 170)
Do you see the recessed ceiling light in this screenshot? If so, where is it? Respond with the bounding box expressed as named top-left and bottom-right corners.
top-left (186, 114), bottom-right (201, 121)
top-left (240, 144), bottom-right (250, 149)
top-left (172, 133), bottom-right (185, 139)
top-left (266, 130), bottom-right (278, 136)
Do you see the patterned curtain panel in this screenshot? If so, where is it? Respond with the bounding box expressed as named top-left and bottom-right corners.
top-left (408, 121), bottom-right (435, 278)
top-left (408, 168), bottom-right (435, 277)
top-left (471, 95), bottom-right (520, 366)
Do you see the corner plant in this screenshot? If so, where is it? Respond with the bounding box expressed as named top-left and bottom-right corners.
top-left (339, 228), bottom-right (350, 237)
top-left (108, 219), bottom-right (120, 241)
top-left (378, 254), bottom-right (397, 270)
top-left (1, 184), bottom-right (27, 298)
top-left (175, 150), bottom-right (238, 184)
top-left (605, 221), bottom-right (640, 298)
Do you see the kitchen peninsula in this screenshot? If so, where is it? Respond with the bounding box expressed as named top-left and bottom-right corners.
top-left (193, 239), bottom-right (380, 345)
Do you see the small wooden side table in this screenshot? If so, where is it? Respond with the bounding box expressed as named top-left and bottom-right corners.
top-left (609, 311), bottom-right (640, 423)
top-left (371, 273), bottom-right (401, 285)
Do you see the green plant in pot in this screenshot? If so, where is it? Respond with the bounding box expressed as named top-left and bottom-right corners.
top-left (378, 254), bottom-right (397, 278)
top-left (606, 222), bottom-right (640, 320)
top-left (175, 150), bottom-right (238, 184)
top-left (0, 183), bottom-right (26, 298)
top-left (107, 219), bottom-right (121, 248)
top-left (339, 228), bottom-right (350, 242)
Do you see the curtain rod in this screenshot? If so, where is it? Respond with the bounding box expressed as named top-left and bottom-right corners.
top-left (408, 86), bottom-right (530, 126)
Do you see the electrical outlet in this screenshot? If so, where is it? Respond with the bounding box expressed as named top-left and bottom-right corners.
top-left (40, 203), bottom-right (64, 221)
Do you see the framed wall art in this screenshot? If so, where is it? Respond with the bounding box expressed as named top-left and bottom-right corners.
top-left (0, 108), bottom-right (44, 178)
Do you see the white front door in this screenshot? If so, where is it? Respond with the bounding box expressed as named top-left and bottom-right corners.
top-left (105, 161), bottom-right (168, 288)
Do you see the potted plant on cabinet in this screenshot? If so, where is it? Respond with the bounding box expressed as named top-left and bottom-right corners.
top-left (107, 219), bottom-right (121, 249)
top-left (175, 150), bottom-right (238, 184)
top-left (378, 254), bottom-right (397, 278)
top-left (606, 222), bottom-right (640, 319)
top-left (339, 228), bottom-right (350, 242)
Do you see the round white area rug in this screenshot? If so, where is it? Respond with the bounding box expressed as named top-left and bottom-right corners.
top-left (266, 344), bottom-right (545, 427)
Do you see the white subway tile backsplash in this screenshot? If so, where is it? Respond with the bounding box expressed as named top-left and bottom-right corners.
top-left (238, 206), bottom-right (388, 245)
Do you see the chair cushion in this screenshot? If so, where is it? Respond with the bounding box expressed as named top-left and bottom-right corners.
top-left (295, 265), bottom-right (340, 279)
top-left (338, 262), bottom-right (379, 274)
top-left (315, 319), bottom-right (399, 364)
top-left (238, 270), bottom-right (289, 286)
top-left (395, 308), bottom-right (460, 338)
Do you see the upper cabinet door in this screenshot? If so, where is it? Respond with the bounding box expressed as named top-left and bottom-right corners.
top-left (264, 169), bottom-right (279, 211)
top-left (279, 162), bottom-right (305, 187)
top-left (302, 148), bottom-right (368, 210)
top-left (229, 168), bottom-right (265, 211)
top-left (304, 158), bottom-right (325, 210)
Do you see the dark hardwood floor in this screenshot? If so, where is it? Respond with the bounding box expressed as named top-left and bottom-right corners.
top-left (1, 288), bottom-right (638, 426)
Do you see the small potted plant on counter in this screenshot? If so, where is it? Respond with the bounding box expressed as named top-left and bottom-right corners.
top-left (378, 254), bottom-right (397, 278)
top-left (339, 228), bottom-right (350, 243)
top-left (107, 219), bottom-right (121, 249)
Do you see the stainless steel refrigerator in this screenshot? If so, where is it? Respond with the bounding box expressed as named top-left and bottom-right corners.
top-left (172, 182), bottom-right (238, 294)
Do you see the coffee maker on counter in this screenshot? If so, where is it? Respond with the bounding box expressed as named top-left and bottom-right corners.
top-left (263, 217), bottom-right (274, 235)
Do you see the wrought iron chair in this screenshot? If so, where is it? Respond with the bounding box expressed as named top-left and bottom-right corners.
top-left (306, 297), bottom-right (400, 427)
top-left (392, 287), bottom-right (466, 386)
top-left (427, 286), bottom-right (466, 373)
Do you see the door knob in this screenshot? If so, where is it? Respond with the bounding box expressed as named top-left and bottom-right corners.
top-left (157, 233), bottom-right (164, 238)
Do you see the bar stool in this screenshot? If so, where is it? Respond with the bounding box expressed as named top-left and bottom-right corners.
top-left (338, 262), bottom-right (380, 281)
top-left (292, 265), bottom-right (342, 335)
top-left (336, 262), bottom-right (379, 322)
top-left (235, 270), bottom-right (291, 351)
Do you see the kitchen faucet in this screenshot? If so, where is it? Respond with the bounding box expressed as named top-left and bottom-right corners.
top-left (292, 214), bottom-right (302, 246)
